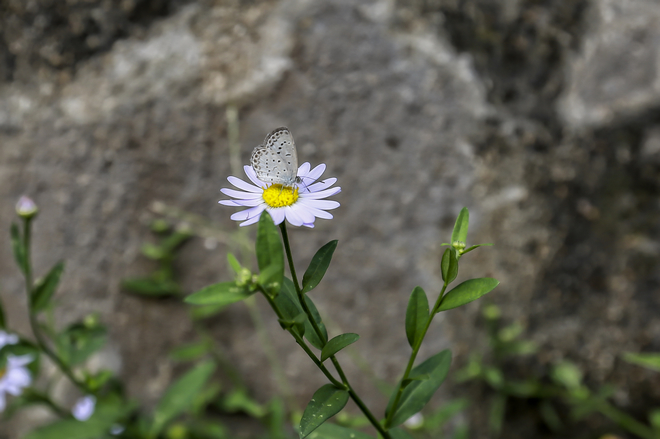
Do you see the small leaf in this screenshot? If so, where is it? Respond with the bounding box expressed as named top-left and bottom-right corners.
top-left (307, 423), bottom-right (373, 439)
top-left (321, 333), bottom-right (359, 362)
top-left (385, 350), bottom-right (452, 428)
top-left (227, 253), bottom-right (241, 273)
top-left (56, 323), bottom-right (107, 366)
top-left (304, 296), bottom-right (328, 349)
top-left (405, 287), bottom-right (429, 348)
top-left (401, 373), bottom-right (430, 387)
top-left (299, 385), bottom-right (350, 438)
top-left (31, 261), bottom-right (65, 312)
top-left (437, 278), bottom-right (499, 312)
top-left (450, 208), bottom-right (469, 244)
top-left (150, 361), bottom-right (216, 436)
top-left (256, 212), bottom-right (284, 288)
top-left (622, 352), bottom-right (660, 373)
top-left (121, 277), bottom-right (180, 297)
top-left (185, 282), bottom-right (253, 306)
top-left (169, 341), bottom-right (211, 361)
top-left (462, 243), bottom-right (493, 254)
top-left (440, 249), bottom-right (458, 284)
top-left (10, 223), bottom-right (27, 275)
top-left (302, 241), bottom-right (338, 293)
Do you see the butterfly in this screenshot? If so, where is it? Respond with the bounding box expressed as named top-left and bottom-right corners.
top-left (250, 127), bottom-right (302, 188)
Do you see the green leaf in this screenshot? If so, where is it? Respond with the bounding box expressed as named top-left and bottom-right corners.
top-left (437, 278), bottom-right (499, 312)
top-left (256, 212), bottom-right (284, 288)
top-left (401, 374), bottom-right (430, 387)
top-left (488, 394), bottom-right (506, 435)
top-left (551, 361), bottom-right (583, 390)
top-left (299, 385), bottom-right (350, 438)
top-left (321, 333), bottom-right (359, 362)
top-left (31, 261), bottom-right (65, 312)
top-left (185, 282), bottom-right (252, 306)
top-left (25, 395), bottom-right (130, 439)
top-left (307, 423), bottom-right (374, 439)
top-left (451, 208), bottom-right (469, 244)
top-left (302, 241), bottom-right (338, 293)
top-left (227, 253), bottom-right (241, 273)
top-left (169, 341), bottom-right (211, 361)
top-left (10, 222), bottom-right (27, 275)
top-left (385, 349), bottom-right (452, 428)
top-left (56, 323), bottom-right (107, 366)
top-left (303, 295), bottom-right (328, 349)
top-left (150, 361), bottom-right (216, 436)
top-left (622, 352), bottom-right (660, 372)
top-left (440, 249), bottom-right (458, 284)
top-left (405, 287), bottom-right (429, 349)
top-left (121, 277), bottom-right (180, 296)
top-left (221, 388), bottom-right (266, 418)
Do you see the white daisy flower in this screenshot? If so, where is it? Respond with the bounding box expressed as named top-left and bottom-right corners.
top-left (72, 395), bottom-right (96, 421)
top-left (219, 162), bottom-right (340, 228)
top-left (0, 331), bottom-right (19, 349)
top-left (0, 354), bottom-right (33, 412)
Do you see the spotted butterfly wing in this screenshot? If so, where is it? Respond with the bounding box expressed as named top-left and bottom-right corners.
top-left (250, 127), bottom-right (299, 187)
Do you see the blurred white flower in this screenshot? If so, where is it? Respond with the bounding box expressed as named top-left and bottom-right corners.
top-left (0, 331), bottom-right (19, 349)
top-left (72, 395), bottom-right (96, 421)
top-left (0, 354), bottom-right (33, 412)
top-left (403, 412), bottom-right (424, 429)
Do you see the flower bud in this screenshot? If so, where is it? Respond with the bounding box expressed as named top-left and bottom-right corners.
top-left (16, 196), bottom-right (38, 219)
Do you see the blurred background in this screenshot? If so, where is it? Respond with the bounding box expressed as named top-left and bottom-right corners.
top-left (1, 0), bottom-right (660, 437)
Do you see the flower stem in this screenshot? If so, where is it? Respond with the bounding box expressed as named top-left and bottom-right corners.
top-left (384, 282), bottom-right (449, 428)
top-left (21, 218), bottom-right (90, 395)
top-left (279, 223), bottom-right (391, 439)
top-left (260, 289), bottom-right (343, 388)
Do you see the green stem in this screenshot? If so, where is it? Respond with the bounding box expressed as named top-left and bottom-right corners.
top-left (22, 218), bottom-right (90, 395)
top-left (260, 289), bottom-right (343, 388)
top-left (596, 400), bottom-right (657, 439)
top-left (384, 282), bottom-right (449, 428)
top-left (278, 223), bottom-right (391, 439)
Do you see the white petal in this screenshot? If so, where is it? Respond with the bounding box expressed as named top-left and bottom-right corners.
top-left (268, 208), bottom-right (286, 225)
top-left (299, 199), bottom-right (340, 210)
top-left (284, 207), bottom-right (304, 226)
top-left (307, 178), bottom-right (337, 192)
top-left (305, 206), bottom-right (334, 219)
top-left (291, 204), bottom-right (315, 224)
top-left (231, 198), bottom-right (264, 207)
top-left (227, 176), bottom-right (261, 193)
top-left (239, 216), bottom-right (261, 227)
top-left (298, 162), bottom-right (311, 176)
top-left (231, 206), bottom-right (265, 221)
top-left (245, 166), bottom-right (267, 187)
top-left (219, 200), bottom-right (243, 206)
top-left (307, 163), bottom-right (327, 182)
top-left (301, 187), bottom-right (341, 199)
top-left (220, 188), bottom-right (262, 200)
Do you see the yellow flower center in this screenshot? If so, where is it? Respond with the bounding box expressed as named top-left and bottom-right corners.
top-left (0, 367), bottom-right (6, 380)
top-left (262, 184), bottom-right (299, 208)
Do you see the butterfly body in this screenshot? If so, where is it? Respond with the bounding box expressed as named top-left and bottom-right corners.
top-left (250, 127), bottom-right (301, 187)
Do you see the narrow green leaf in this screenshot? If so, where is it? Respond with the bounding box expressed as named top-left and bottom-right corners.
top-left (256, 212), bottom-right (284, 288)
top-left (437, 278), bottom-right (499, 312)
top-left (150, 361), bottom-right (216, 436)
top-left (488, 394), bottom-right (506, 435)
top-left (121, 277), bottom-right (180, 296)
top-left (386, 349), bottom-right (452, 428)
top-left (451, 208), bottom-right (469, 244)
top-left (31, 261), bottom-right (65, 312)
top-left (299, 385), bottom-right (350, 438)
top-left (622, 352), bottom-right (660, 372)
top-left (169, 341), bottom-right (211, 361)
top-left (227, 253), bottom-right (241, 273)
top-left (185, 282), bottom-right (252, 306)
top-left (10, 222), bottom-right (27, 275)
top-left (307, 423), bottom-right (374, 439)
top-left (462, 243), bottom-right (493, 254)
top-left (405, 287), bottom-right (429, 348)
top-left (302, 241), bottom-right (338, 293)
top-left (440, 249), bottom-right (458, 284)
top-left (401, 373), bottom-right (430, 387)
top-left (321, 333), bottom-right (359, 362)
top-left (304, 296), bottom-right (328, 349)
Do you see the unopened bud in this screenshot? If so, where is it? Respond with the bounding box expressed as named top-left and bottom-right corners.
top-left (16, 196), bottom-right (38, 219)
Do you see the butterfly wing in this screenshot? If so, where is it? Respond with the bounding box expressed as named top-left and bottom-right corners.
top-left (250, 127), bottom-right (299, 186)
